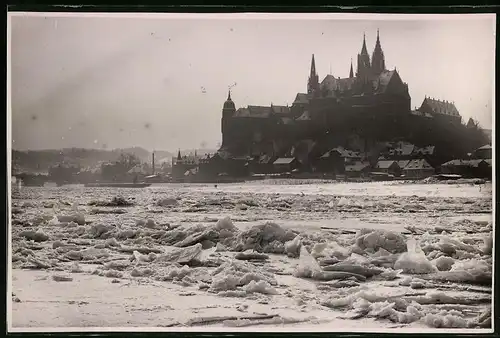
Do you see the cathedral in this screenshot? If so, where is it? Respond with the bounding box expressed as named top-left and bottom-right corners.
top-left (219, 31), bottom-right (462, 162)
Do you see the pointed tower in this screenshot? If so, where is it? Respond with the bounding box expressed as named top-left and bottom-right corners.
top-left (307, 54), bottom-right (320, 97)
top-left (371, 29), bottom-right (386, 76)
top-left (177, 149), bottom-right (182, 161)
top-left (349, 58), bottom-right (354, 78)
top-left (356, 33), bottom-right (371, 81)
top-left (221, 89), bottom-right (236, 146)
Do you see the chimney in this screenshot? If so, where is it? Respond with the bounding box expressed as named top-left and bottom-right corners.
top-left (152, 152), bottom-right (155, 175)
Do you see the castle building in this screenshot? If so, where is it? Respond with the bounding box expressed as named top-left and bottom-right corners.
top-left (219, 31), bottom-right (465, 166)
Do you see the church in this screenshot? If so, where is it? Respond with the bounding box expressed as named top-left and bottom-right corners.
top-left (218, 31), bottom-right (467, 168)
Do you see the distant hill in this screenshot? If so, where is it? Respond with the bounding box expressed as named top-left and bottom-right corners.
top-left (11, 147), bottom-right (217, 174)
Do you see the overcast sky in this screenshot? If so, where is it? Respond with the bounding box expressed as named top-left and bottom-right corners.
top-left (8, 13), bottom-right (495, 152)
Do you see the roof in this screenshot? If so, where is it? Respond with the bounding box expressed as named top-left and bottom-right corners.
top-left (320, 75), bottom-right (356, 95)
top-left (258, 154), bottom-right (274, 164)
top-left (293, 93), bottom-right (309, 105)
top-left (397, 160), bottom-right (410, 169)
top-left (231, 155), bottom-right (252, 161)
top-left (322, 146), bottom-right (360, 159)
top-left (442, 159), bottom-right (487, 168)
top-left (412, 145), bottom-right (435, 156)
top-left (477, 144), bottom-right (492, 151)
top-left (404, 159), bottom-right (434, 170)
top-left (422, 98), bottom-right (461, 117)
top-left (345, 161), bottom-right (370, 172)
top-left (271, 105), bottom-right (290, 115)
top-left (296, 111), bottom-right (312, 121)
top-left (233, 106), bottom-right (272, 118)
top-left (128, 165), bottom-right (144, 174)
top-left (273, 158), bottom-right (296, 165)
top-left (389, 142), bottom-right (415, 156)
top-left (376, 160), bottom-right (398, 170)
top-left (372, 70), bottom-right (397, 94)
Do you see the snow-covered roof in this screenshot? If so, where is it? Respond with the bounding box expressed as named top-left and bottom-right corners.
top-left (403, 159), bottom-right (434, 170)
top-left (397, 160), bottom-right (410, 169)
top-left (477, 144), bottom-right (492, 151)
top-left (345, 162), bottom-right (370, 172)
top-left (274, 158), bottom-right (296, 165)
top-left (442, 159), bottom-right (487, 168)
top-left (376, 160), bottom-right (398, 170)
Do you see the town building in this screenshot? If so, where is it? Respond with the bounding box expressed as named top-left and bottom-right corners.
top-left (402, 159), bottom-right (435, 179)
top-left (374, 160), bottom-right (401, 177)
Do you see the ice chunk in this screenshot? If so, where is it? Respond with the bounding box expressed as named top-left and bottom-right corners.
top-left (242, 280), bottom-right (278, 295)
top-left (235, 250), bottom-right (269, 261)
top-left (211, 275), bottom-right (240, 291)
top-left (104, 260), bottom-right (131, 271)
top-left (57, 213), bottom-right (85, 225)
top-left (394, 238), bottom-right (437, 274)
top-left (399, 276), bottom-right (412, 286)
top-left (131, 268), bottom-right (154, 277)
top-left (284, 235), bottom-right (302, 258)
top-left (156, 243), bottom-right (203, 265)
top-left (215, 242), bottom-right (227, 252)
top-left (410, 278), bottom-right (427, 289)
top-left (212, 260), bottom-right (277, 289)
top-left (293, 246), bottom-right (323, 279)
top-left (262, 240), bottom-right (285, 254)
top-left (52, 274), bottom-right (73, 282)
top-left (232, 222), bottom-right (293, 252)
top-left (215, 216), bottom-right (238, 232)
top-left (316, 241), bottom-right (349, 260)
top-left (19, 230), bottom-right (49, 242)
top-left (344, 253), bottom-right (371, 266)
top-left (323, 263), bottom-right (383, 278)
top-left (69, 262), bottom-right (83, 273)
top-left (423, 313), bottom-right (468, 328)
top-left (89, 223), bottom-right (115, 239)
top-left (157, 198), bottom-right (178, 207)
top-left (104, 237), bottom-right (120, 248)
top-left (158, 265), bottom-right (191, 280)
top-left (48, 216), bottom-right (60, 226)
top-left (217, 290), bottom-right (248, 298)
top-left (434, 256), bottom-right (455, 271)
top-left (311, 242), bottom-right (328, 258)
top-left (355, 229), bottom-right (406, 254)
top-left (372, 247), bottom-right (391, 257)
top-left (104, 270), bottom-right (123, 278)
top-left (337, 197), bottom-right (349, 207)
top-left (482, 233), bottom-right (493, 255)
top-left (368, 301), bottom-right (395, 318)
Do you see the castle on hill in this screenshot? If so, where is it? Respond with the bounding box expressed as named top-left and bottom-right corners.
top-left (218, 30), bottom-right (467, 166)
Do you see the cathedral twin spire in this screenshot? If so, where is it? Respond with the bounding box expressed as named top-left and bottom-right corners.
top-left (307, 30), bottom-right (386, 94)
top-left (356, 29), bottom-right (386, 79)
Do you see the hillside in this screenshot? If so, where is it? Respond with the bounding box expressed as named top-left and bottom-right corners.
top-left (10, 147), bottom-right (219, 174)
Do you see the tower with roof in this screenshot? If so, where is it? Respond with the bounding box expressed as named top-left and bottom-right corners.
top-left (221, 89), bottom-right (236, 146)
top-left (371, 29), bottom-right (386, 76)
top-left (356, 33), bottom-right (372, 82)
top-left (307, 54), bottom-right (320, 97)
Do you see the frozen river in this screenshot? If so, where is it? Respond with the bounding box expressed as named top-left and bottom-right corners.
top-left (9, 180), bottom-right (493, 331)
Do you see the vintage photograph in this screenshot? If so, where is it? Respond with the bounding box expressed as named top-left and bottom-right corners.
top-left (7, 12), bottom-right (495, 332)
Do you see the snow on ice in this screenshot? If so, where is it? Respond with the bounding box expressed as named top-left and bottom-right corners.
top-left (9, 181), bottom-right (493, 330)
